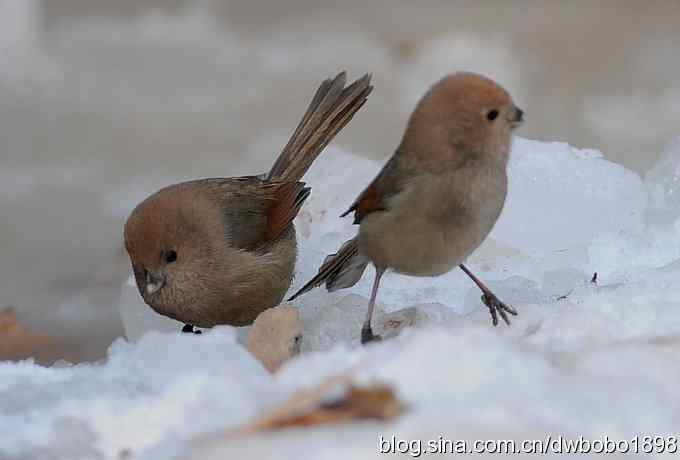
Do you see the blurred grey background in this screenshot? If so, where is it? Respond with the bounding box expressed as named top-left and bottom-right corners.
top-left (1, 0), bottom-right (679, 362)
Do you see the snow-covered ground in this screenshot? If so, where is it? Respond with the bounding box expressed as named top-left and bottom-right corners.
top-left (3, 137), bottom-right (680, 459)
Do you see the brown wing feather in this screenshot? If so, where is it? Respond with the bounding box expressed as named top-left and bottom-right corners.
top-left (340, 153), bottom-right (405, 224)
top-left (194, 177), bottom-right (309, 248)
top-left (264, 181), bottom-right (311, 241)
top-left (340, 181), bottom-right (386, 224)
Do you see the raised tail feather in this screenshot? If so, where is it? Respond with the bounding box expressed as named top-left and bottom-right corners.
top-left (288, 237), bottom-right (369, 301)
top-left (267, 72), bottom-right (373, 183)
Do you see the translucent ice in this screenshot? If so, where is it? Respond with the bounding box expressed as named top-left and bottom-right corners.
top-left (587, 137), bottom-right (680, 277)
top-left (645, 137), bottom-right (680, 226)
top-left (491, 138), bottom-right (646, 255)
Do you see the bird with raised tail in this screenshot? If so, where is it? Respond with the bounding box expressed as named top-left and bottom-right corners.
top-left (124, 72), bottom-right (372, 333)
top-left (289, 72), bottom-right (524, 343)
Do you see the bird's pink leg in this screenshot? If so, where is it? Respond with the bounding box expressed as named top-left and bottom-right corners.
top-left (361, 267), bottom-right (385, 344)
top-left (459, 264), bottom-right (517, 326)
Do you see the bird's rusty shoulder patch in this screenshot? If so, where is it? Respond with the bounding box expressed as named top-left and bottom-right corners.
top-left (341, 181), bottom-right (386, 224)
top-left (263, 181), bottom-right (311, 241)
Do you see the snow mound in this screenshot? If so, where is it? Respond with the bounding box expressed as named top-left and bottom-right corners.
top-left (493, 138), bottom-right (645, 255)
top-left (5, 136), bottom-right (680, 459)
top-left (0, 329), bottom-right (273, 459)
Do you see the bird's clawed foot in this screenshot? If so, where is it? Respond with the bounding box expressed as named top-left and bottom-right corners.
top-left (481, 292), bottom-right (517, 326)
top-left (361, 324), bottom-right (382, 344)
top-left (181, 324), bottom-right (202, 334)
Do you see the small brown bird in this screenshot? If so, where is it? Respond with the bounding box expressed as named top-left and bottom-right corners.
top-left (124, 72), bottom-right (372, 332)
top-left (289, 72), bottom-right (524, 343)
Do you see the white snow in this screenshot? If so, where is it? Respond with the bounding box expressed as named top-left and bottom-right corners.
top-left (4, 136), bottom-right (680, 459)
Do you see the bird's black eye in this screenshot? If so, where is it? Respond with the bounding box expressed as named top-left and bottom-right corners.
top-left (165, 250), bottom-right (177, 263)
top-left (487, 109), bottom-right (499, 121)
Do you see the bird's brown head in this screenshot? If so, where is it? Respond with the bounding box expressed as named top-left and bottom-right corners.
top-left (400, 72), bottom-right (524, 169)
top-left (123, 182), bottom-right (227, 316)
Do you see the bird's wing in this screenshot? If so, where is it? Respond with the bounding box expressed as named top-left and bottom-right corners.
top-left (261, 180), bottom-right (310, 241)
top-left (340, 154), bottom-right (403, 224)
top-left (202, 177), bottom-right (310, 250)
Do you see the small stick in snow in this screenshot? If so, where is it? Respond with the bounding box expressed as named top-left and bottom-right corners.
top-left (556, 290), bottom-right (573, 301)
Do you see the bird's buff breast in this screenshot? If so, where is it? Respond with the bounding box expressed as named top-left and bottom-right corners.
top-left (146, 227), bottom-right (297, 328)
top-left (358, 167), bottom-right (506, 276)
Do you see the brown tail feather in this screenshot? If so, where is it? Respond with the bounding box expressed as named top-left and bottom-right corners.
top-left (267, 72), bottom-right (373, 183)
top-left (288, 237), bottom-right (369, 301)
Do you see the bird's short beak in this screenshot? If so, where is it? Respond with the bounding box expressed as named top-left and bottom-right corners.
top-left (509, 107), bottom-right (525, 128)
top-left (145, 270), bottom-right (165, 295)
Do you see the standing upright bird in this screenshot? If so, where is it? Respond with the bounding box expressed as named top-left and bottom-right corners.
top-left (289, 72), bottom-right (524, 343)
top-left (124, 72), bottom-right (372, 332)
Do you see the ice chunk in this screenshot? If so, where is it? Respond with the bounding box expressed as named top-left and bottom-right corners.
top-left (491, 138), bottom-right (646, 255)
top-left (579, 138), bottom-right (680, 276)
top-left (588, 218), bottom-right (680, 278)
top-left (645, 136), bottom-right (680, 226)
